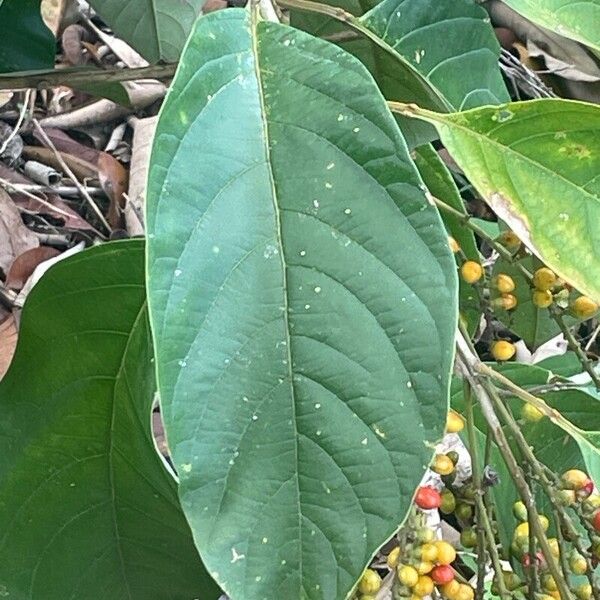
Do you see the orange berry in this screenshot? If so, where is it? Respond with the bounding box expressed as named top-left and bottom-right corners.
top-left (446, 410), bottom-right (464, 434)
top-left (493, 273), bottom-right (516, 293)
top-left (460, 261), bottom-right (483, 284)
top-left (571, 296), bottom-right (599, 320)
top-left (532, 289), bottom-right (553, 308)
top-left (533, 267), bottom-right (557, 291)
top-left (491, 340), bottom-right (516, 361)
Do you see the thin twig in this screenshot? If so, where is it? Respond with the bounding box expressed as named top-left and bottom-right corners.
top-left (457, 332), bottom-right (575, 600)
top-left (0, 89), bottom-right (31, 156)
top-left (32, 120), bottom-right (112, 234)
top-left (465, 381), bottom-right (509, 599)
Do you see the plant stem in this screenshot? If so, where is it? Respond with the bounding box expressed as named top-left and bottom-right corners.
top-left (0, 64), bottom-right (176, 91)
top-left (457, 333), bottom-right (575, 600)
top-left (465, 381), bottom-right (504, 598)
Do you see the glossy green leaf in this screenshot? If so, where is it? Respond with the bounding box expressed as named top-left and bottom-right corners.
top-left (86, 0), bottom-right (203, 62)
top-left (396, 99), bottom-right (600, 302)
top-left (0, 241), bottom-right (219, 599)
top-left (503, 0), bottom-right (600, 54)
top-left (414, 145), bottom-right (481, 334)
top-left (147, 9), bottom-right (457, 599)
top-left (0, 0), bottom-right (54, 73)
top-left (293, 0), bottom-right (509, 147)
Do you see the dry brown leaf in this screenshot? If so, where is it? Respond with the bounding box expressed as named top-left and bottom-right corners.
top-left (0, 314), bottom-right (18, 380)
top-left (0, 190), bottom-right (39, 276)
top-left (6, 246), bottom-right (61, 290)
top-left (0, 164), bottom-right (94, 231)
top-left (41, 0), bottom-right (68, 35)
top-left (34, 129), bottom-right (129, 229)
top-left (126, 116), bottom-right (157, 235)
top-left (98, 153), bottom-right (128, 229)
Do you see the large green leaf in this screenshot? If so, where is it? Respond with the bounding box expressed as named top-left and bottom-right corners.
top-left (0, 241), bottom-right (219, 599)
top-left (394, 99), bottom-right (600, 302)
top-left (293, 0), bottom-right (509, 147)
top-left (414, 144), bottom-right (481, 333)
top-left (86, 0), bottom-right (203, 62)
top-left (0, 0), bottom-right (54, 73)
top-left (146, 8), bottom-right (457, 599)
top-left (503, 0), bottom-right (600, 54)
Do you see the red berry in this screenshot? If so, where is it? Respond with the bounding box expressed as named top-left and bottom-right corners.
top-left (593, 511), bottom-right (600, 533)
top-left (522, 552), bottom-right (545, 568)
top-left (578, 479), bottom-right (595, 500)
top-left (415, 486), bottom-right (441, 510)
top-left (431, 565), bottom-right (455, 585)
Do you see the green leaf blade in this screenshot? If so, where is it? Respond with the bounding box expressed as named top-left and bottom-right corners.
top-left (409, 99), bottom-right (600, 303)
top-left (86, 0), bottom-right (203, 62)
top-left (0, 241), bottom-right (219, 599)
top-left (0, 0), bottom-right (54, 73)
top-left (147, 10), bottom-right (457, 599)
top-left (503, 0), bottom-right (600, 53)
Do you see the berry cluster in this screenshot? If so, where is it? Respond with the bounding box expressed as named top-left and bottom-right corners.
top-left (450, 233), bottom-right (599, 364)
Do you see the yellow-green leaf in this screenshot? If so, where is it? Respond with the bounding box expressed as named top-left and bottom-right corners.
top-left (394, 99), bottom-right (600, 302)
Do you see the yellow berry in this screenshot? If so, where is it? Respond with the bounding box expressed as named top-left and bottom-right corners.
top-left (501, 293), bottom-right (518, 310)
top-left (570, 553), bottom-right (588, 575)
top-left (434, 541), bottom-right (456, 565)
top-left (561, 469), bottom-right (589, 490)
top-left (414, 575), bottom-right (434, 597)
top-left (416, 561), bottom-right (434, 575)
top-left (492, 293), bottom-right (518, 310)
top-left (532, 289), bottom-right (553, 308)
top-left (491, 340), bottom-right (516, 361)
top-left (359, 596), bottom-right (376, 600)
top-left (497, 231), bottom-right (521, 252)
top-left (533, 267), bottom-right (557, 291)
top-left (460, 261), bottom-right (483, 284)
top-left (456, 583), bottom-right (474, 600)
top-left (575, 583), bottom-right (592, 600)
top-left (446, 410), bottom-right (464, 434)
top-left (387, 546), bottom-right (400, 569)
top-left (571, 296), bottom-right (599, 320)
top-left (548, 537), bottom-right (560, 558)
top-left (449, 237), bottom-right (460, 253)
top-left (521, 402), bottom-right (544, 423)
top-left (398, 564), bottom-right (419, 587)
top-left (539, 515), bottom-right (549, 531)
top-left (542, 574), bottom-right (557, 592)
top-left (410, 595), bottom-right (422, 600)
top-left (432, 454), bottom-right (455, 476)
top-left (420, 542), bottom-right (438, 562)
top-left (493, 274), bottom-right (516, 293)
top-left (358, 569), bottom-right (382, 595)
top-left (515, 522), bottom-right (529, 538)
top-left (441, 580), bottom-right (461, 599)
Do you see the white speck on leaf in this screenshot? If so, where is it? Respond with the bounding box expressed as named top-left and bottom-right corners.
top-left (174, 269), bottom-right (182, 277)
top-left (181, 463), bottom-right (192, 473)
top-left (326, 162), bottom-right (335, 170)
top-left (344, 208), bottom-right (351, 215)
top-left (314, 286), bottom-right (321, 293)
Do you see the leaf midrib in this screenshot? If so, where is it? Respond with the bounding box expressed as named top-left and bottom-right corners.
top-left (250, 10), bottom-right (304, 595)
top-left (108, 300), bottom-right (148, 599)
